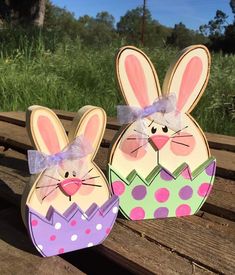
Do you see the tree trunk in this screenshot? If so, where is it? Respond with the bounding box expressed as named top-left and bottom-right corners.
top-left (0, 0), bottom-right (46, 26)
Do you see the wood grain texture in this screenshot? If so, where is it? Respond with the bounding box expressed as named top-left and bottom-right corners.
top-left (0, 149), bottom-right (220, 275)
top-left (1, 111), bottom-right (235, 152)
top-left (118, 215), bottom-right (235, 274)
top-left (0, 149), bottom-right (234, 274)
top-left (0, 209), bottom-right (83, 275)
top-left (0, 111), bottom-right (234, 274)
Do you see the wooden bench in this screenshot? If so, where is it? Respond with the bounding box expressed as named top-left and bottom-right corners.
top-left (0, 111), bottom-right (234, 274)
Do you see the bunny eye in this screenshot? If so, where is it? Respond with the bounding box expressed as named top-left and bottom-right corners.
top-left (72, 171), bottom-right (76, 177)
top-left (64, 171), bottom-right (69, 178)
top-left (151, 126), bottom-right (157, 134)
top-left (162, 126), bottom-right (168, 133)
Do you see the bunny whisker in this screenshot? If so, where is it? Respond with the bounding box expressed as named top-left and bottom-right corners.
top-left (44, 175), bottom-right (61, 181)
top-left (148, 120), bottom-right (154, 127)
top-left (81, 168), bottom-right (94, 179)
top-left (127, 137), bottom-right (148, 140)
top-left (131, 141), bottom-right (149, 154)
top-left (82, 176), bottom-right (100, 181)
top-left (171, 141), bottom-right (190, 147)
top-left (82, 182), bottom-right (102, 187)
top-left (171, 126), bottom-right (188, 136)
top-left (36, 183), bottom-right (59, 189)
top-left (133, 129), bottom-right (149, 137)
top-left (171, 135), bottom-right (193, 138)
top-left (42, 186), bottom-right (59, 201)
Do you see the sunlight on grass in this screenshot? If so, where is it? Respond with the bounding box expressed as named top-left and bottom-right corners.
top-left (0, 33), bottom-right (234, 136)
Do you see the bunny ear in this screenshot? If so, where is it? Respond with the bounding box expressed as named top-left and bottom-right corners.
top-left (116, 46), bottom-right (161, 108)
top-left (26, 106), bottom-right (69, 155)
top-left (162, 45), bottom-right (211, 113)
top-left (68, 106), bottom-right (106, 159)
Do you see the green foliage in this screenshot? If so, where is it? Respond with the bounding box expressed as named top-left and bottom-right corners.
top-left (0, 32), bottom-right (233, 136)
top-left (167, 23), bottom-right (207, 49)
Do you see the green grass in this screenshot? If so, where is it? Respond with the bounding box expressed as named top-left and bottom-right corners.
top-left (0, 31), bottom-right (234, 136)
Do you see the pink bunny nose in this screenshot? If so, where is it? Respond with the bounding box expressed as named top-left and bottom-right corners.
top-left (59, 178), bottom-right (82, 197)
top-left (150, 135), bottom-right (169, 150)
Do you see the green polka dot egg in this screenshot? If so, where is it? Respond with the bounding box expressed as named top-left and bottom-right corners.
top-left (109, 158), bottom-right (216, 220)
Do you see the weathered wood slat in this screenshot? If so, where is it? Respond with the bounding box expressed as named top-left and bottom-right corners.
top-left (1, 111), bottom-right (235, 152)
top-left (118, 216), bottom-right (235, 275)
top-left (0, 208), bottom-right (84, 275)
top-left (0, 111), bottom-right (234, 274)
top-left (1, 147), bottom-right (235, 223)
top-left (0, 149), bottom-right (234, 274)
top-left (0, 151), bottom-right (213, 275)
top-left (0, 112), bottom-right (234, 180)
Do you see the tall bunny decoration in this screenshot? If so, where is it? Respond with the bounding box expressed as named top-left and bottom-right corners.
top-left (108, 45), bottom-right (216, 220)
top-left (21, 105), bottom-right (119, 257)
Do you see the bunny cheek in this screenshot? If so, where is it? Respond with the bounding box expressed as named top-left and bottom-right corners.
top-left (36, 178), bottom-right (59, 203)
top-left (120, 134), bottom-right (147, 160)
top-left (170, 132), bottom-right (195, 156)
top-left (78, 178), bottom-right (95, 196)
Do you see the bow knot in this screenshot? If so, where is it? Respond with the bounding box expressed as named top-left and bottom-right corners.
top-left (28, 135), bottom-right (92, 174)
top-left (117, 93), bottom-right (182, 131)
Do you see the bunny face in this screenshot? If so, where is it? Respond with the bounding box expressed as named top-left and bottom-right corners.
top-left (25, 106), bottom-right (110, 216)
top-left (110, 45), bottom-right (211, 177)
top-left (108, 45), bottom-right (216, 220)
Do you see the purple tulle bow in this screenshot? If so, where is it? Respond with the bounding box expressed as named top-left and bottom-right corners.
top-left (117, 93), bottom-right (182, 131)
top-left (27, 135), bottom-right (93, 174)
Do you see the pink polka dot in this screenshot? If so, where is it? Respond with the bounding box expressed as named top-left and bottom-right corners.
top-left (31, 219), bottom-right (38, 226)
top-left (106, 227), bottom-right (111, 234)
top-left (176, 204), bottom-right (191, 217)
top-left (198, 183), bottom-right (212, 197)
top-left (155, 188), bottom-right (170, 203)
top-left (112, 181), bottom-right (125, 196)
top-left (70, 220), bottom-right (77, 226)
top-left (85, 229), bottom-right (91, 234)
top-left (130, 207), bottom-right (145, 220)
top-left (58, 248), bottom-right (64, 254)
top-left (50, 235), bottom-right (56, 241)
top-left (181, 168), bottom-right (191, 179)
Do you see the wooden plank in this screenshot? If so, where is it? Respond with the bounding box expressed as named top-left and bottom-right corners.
top-left (118, 215), bottom-right (235, 275)
top-left (1, 148), bottom-right (235, 223)
top-left (0, 119), bottom-right (234, 180)
top-left (0, 150), bottom-right (217, 274)
top-left (1, 111), bottom-right (235, 152)
top-left (205, 132), bottom-right (235, 153)
top-left (0, 208), bottom-right (84, 275)
top-left (0, 150), bottom-right (234, 273)
top-left (201, 177), bottom-right (235, 221)
top-left (0, 206), bottom-right (214, 275)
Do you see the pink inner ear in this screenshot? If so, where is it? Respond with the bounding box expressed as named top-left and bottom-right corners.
top-left (125, 54), bottom-right (150, 108)
top-left (177, 56), bottom-right (203, 111)
top-left (37, 115), bottom-right (61, 154)
top-left (84, 114), bottom-right (99, 146)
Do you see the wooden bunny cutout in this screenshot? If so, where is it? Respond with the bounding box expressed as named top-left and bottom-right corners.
top-left (22, 105), bottom-right (119, 257)
top-left (108, 45), bottom-right (216, 220)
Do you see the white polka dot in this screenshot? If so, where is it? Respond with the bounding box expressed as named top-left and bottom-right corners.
top-left (37, 244), bottom-right (43, 251)
top-left (112, 206), bottom-right (118, 214)
top-left (87, 242), bottom-right (93, 247)
top-left (71, 234), bottom-right (78, 241)
top-left (81, 214), bottom-right (87, 220)
top-left (96, 224), bottom-right (102, 230)
top-left (55, 222), bottom-right (62, 230)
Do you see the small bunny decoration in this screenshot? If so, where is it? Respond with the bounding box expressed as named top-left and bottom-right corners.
top-left (108, 45), bottom-right (216, 220)
top-left (21, 105), bottom-right (119, 257)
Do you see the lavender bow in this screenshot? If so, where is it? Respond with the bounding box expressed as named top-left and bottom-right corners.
top-left (27, 135), bottom-right (93, 174)
top-left (117, 93), bottom-right (182, 131)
